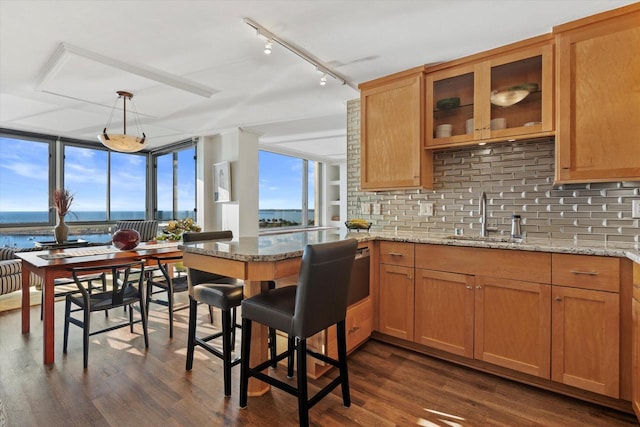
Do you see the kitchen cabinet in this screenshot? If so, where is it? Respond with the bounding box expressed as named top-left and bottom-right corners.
top-left (554, 4), bottom-right (640, 183)
top-left (632, 262), bottom-right (640, 421)
top-left (359, 68), bottom-right (432, 190)
top-left (425, 36), bottom-right (554, 149)
top-left (474, 276), bottom-right (551, 378)
top-left (551, 254), bottom-right (621, 398)
top-left (414, 246), bottom-right (551, 378)
top-left (414, 269), bottom-right (474, 357)
top-left (378, 242), bottom-right (414, 340)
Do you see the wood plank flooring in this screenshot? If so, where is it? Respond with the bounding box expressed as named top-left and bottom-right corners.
top-left (0, 297), bottom-right (637, 426)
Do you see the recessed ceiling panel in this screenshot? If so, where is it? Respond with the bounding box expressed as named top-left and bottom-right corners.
top-left (35, 43), bottom-right (216, 118)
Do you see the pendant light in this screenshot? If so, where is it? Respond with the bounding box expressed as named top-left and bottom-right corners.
top-left (97, 90), bottom-right (147, 152)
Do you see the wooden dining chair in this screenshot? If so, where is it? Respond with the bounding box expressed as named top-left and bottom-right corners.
top-left (63, 260), bottom-right (149, 368)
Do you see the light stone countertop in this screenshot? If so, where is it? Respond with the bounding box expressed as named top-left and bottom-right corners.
top-left (179, 229), bottom-right (640, 264)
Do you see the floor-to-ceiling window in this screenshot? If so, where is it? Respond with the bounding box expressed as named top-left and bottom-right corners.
top-left (153, 143), bottom-right (196, 221)
top-left (0, 134), bottom-right (51, 228)
top-left (0, 130), bottom-right (149, 247)
top-left (258, 150), bottom-right (318, 230)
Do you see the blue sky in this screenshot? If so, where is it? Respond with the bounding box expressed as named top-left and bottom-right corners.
top-left (259, 150), bottom-right (314, 210)
top-left (1, 137), bottom-right (314, 213)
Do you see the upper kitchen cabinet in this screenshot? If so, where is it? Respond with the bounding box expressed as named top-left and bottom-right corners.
top-left (360, 68), bottom-right (433, 191)
top-left (554, 3), bottom-right (640, 183)
top-left (426, 35), bottom-right (554, 149)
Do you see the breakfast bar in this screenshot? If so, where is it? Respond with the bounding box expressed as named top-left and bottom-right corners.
top-left (179, 229), bottom-right (359, 396)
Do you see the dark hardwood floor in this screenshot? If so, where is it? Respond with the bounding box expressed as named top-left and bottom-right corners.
top-left (0, 297), bottom-right (637, 427)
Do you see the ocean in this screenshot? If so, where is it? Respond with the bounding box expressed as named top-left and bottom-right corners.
top-left (0, 209), bottom-right (312, 248)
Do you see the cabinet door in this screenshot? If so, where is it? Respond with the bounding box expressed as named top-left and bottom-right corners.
top-left (360, 72), bottom-right (432, 190)
top-left (555, 7), bottom-right (640, 183)
top-left (378, 263), bottom-right (414, 340)
top-left (485, 43), bottom-right (554, 139)
top-left (426, 63), bottom-right (479, 147)
top-left (414, 269), bottom-right (474, 357)
top-left (426, 40), bottom-right (553, 149)
top-left (474, 276), bottom-right (551, 378)
top-left (551, 286), bottom-right (620, 397)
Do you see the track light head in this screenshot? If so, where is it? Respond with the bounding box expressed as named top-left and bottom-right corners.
top-left (264, 40), bottom-right (272, 55)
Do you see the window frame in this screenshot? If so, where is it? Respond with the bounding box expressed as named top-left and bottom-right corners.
top-left (151, 140), bottom-right (197, 221)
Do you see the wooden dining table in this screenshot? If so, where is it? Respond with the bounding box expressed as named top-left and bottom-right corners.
top-left (17, 242), bottom-right (182, 365)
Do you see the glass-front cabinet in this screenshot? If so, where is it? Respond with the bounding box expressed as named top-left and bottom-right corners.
top-left (426, 39), bottom-right (554, 148)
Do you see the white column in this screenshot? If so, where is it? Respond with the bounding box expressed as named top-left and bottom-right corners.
top-left (195, 128), bottom-right (259, 238)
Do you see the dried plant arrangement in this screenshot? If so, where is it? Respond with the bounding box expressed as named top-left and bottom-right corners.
top-left (52, 188), bottom-right (74, 217)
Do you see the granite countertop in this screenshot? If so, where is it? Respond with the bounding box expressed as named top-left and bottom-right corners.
top-left (179, 229), bottom-right (640, 264)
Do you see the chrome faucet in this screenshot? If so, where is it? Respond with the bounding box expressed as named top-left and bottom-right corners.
top-left (478, 191), bottom-right (498, 237)
top-left (479, 191), bottom-right (488, 237)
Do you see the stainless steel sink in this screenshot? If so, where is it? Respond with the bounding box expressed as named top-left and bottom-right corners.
top-left (444, 235), bottom-right (523, 244)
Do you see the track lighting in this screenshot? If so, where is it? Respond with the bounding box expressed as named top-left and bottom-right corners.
top-left (244, 17), bottom-right (355, 89)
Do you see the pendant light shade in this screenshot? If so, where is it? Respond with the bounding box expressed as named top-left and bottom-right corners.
top-left (97, 91), bottom-right (147, 152)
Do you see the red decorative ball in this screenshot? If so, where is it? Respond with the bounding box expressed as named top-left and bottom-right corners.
top-left (112, 229), bottom-right (140, 250)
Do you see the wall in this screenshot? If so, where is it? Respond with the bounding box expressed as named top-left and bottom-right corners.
top-left (347, 99), bottom-right (640, 244)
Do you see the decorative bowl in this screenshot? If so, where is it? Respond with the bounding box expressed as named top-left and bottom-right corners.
top-left (112, 229), bottom-right (140, 250)
top-left (436, 97), bottom-right (460, 110)
top-left (345, 220), bottom-right (372, 232)
top-left (490, 89), bottom-right (529, 107)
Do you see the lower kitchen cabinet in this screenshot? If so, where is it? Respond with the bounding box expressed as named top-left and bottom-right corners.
top-left (414, 269), bottom-right (551, 377)
top-left (551, 285), bottom-right (620, 398)
top-left (378, 263), bottom-right (414, 340)
top-left (475, 276), bottom-right (551, 378)
top-left (414, 269), bottom-right (474, 357)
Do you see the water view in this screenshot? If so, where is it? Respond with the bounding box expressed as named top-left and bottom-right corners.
top-left (1, 209), bottom-right (313, 248)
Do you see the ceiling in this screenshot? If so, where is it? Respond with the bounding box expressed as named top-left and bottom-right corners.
top-left (0, 0), bottom-right (635, 162)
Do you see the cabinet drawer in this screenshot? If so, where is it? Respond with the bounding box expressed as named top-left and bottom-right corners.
top-left (415, 244), bottom-right (550, 283)
top-left (346, 297), bottom-right (373, 353)
top-left (379, 241), bottom-right (415, 267)
top-left (552, 254), bottom-right (620, 292)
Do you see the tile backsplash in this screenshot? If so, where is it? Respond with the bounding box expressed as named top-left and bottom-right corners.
top-left (346, 99), bottom-right (640, 243)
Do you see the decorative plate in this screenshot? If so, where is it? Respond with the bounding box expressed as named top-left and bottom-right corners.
top-left (436, 97), bottom-right (460, 110)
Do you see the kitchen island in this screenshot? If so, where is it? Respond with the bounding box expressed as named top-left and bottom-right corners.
top-left (179, 229), bottom-right (365, 396)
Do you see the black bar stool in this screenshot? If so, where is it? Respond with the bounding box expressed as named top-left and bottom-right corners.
top-left (182, 231), bottom-right (278, 396)
top-left (239, 239), bottom-right (357, 426)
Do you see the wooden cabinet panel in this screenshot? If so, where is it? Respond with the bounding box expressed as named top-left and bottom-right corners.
top-left (552, 253), bottom-right (620, 292)
top-left (327, 297), bottom-right (373, 360)
top-left (378, 263), bottom-right (414, 340)
top-left (379, 241), bottom-right (415, 267)
top-left (633, 296), bottom-right (640, 421)
top-left (415, 269), bottom-right (474, 357)
top-left (474, 276), bottom-right (551, 378)
top-left (555, 4), bottom-right (640, 183)
top-left (551, 286), bottom-right (620, 398)
top-left (415, 244), bottom-right (551, 283)
top-left (360, 69), bottom-right (432, 190)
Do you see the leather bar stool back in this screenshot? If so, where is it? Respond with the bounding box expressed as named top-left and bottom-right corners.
top-left (239, 239), bottom-right (358, 426)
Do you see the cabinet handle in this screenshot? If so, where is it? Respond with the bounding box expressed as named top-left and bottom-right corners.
top-left (348, 326), bottom-right (360, 334)
top-left (407, 275), bottom-right (413, 280)
top-left (633, 285), bottom-right (640, 289)
top-left (388, 252), bottom-right (404, 256)
top-left (466, 285), bottom-right (473, 290)
top-left (475, 285), bottom-right (482, 289)
top-left (570, 270), bottom-right (599, 276)
top-left (554, 297), bottom-right (563, 302)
